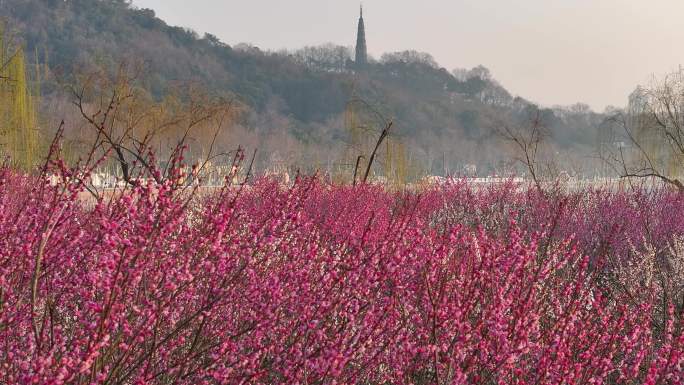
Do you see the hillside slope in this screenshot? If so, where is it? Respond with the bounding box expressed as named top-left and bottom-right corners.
top-left (0, 0), bottom-right (604, 175)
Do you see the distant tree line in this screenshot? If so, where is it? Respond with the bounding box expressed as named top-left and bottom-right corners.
top-left (0, 0), bottom-right (609, 177)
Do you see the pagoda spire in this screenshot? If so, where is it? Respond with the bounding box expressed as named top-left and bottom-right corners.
top-left (355, 4), bottom-right (368, 69)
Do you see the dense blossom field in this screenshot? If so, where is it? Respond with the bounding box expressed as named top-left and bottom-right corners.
top-left (3, 163), bottom-right (684, 384)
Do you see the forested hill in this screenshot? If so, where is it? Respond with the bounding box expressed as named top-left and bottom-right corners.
top-left (2, 0), bottom-right (350, 121)
top-left (0, 0), bottom-right (604, 173)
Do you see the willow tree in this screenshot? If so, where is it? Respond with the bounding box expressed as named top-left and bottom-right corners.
top-left (0, 27), bottom-right (39, 170)
top-left (383, 137), bottom-right (408, 186)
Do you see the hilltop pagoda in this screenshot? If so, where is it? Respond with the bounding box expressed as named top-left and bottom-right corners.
top-left (355, 5), bottom-right (368, 69)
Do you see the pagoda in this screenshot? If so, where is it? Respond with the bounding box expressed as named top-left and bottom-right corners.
top-left (355, 5), bottom-right (368, 69)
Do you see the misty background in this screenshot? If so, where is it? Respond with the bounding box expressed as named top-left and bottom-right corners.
top-left (1, 0), bottom-right (682, 183)
top-left (133, 0), bottom-right (684, 111)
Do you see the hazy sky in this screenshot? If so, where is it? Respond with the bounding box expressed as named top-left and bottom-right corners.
top-left (132, 0), bottom-right (684, 111)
